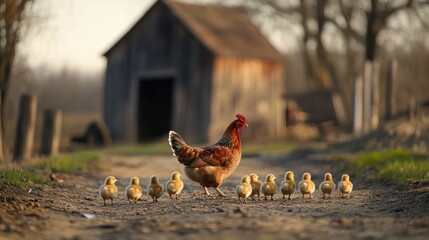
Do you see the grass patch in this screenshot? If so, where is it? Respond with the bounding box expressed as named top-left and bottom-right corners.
top-left (0, 169), bottom-right (46, 187)
top-left (106, 142), bottom-right (172, 156)
top-left (350, 148), bottom-right (429, 183)
top-left (36, 150), bottom-right (101, 173)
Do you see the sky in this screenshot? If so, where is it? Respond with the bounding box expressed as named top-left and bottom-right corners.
top-left (20, 0), bottom-right (156, 74)
top-left (19, 0), bottom-right (297, 75)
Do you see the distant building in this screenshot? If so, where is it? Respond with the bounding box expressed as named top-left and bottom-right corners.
top-left (103, 0), bottom-right (285, 143)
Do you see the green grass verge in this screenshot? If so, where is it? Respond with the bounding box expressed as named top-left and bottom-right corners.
top-left (35, 150), bottom-right (101, 173)
top-left (0, 151), bottom-right (101, 188)
top-left (105, 142), bottom-right (172, 156)
top-left (0, 169), bottom-right (46, 187)
top-left (348, 148), bottom-right (429, 183)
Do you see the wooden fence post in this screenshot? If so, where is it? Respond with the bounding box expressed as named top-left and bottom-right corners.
top-left (362, 61), bottom-right (372, 134)
top-left (13, 94), bottom-right (37, 162)
top-left (385, 59), bottom-right (398, 120)
top-left (409, 96), bottom-right (416, 123)
top-left (371, 61), bottom-right (380, 130)
top-left (41, 110), bottom-right (62, 156)
top-left (353, 74), bottom-right (363, 137)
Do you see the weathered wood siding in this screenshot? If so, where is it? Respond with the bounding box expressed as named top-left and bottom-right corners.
top-left (104, 41), bottom-right (131, 141)
top-left (104, 2), bottom-right (213, 142)
top-left (210, 57), bottom-right (286, 142)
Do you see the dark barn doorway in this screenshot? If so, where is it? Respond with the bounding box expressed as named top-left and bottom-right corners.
top-left (137, 77), bottom-right (173, 142)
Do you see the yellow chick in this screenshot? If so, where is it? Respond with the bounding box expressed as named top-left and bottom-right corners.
top-left (249, 173), bottom-right (262, 201)
top-left (147, 175), bottom-right (163, 202)
top-left (280, 171), bottom-right (296, 200)
top-left (319, 173), bottom-right (336, 199)
top-left (99, 176), bottom-right (118, 206)
top-left (298, 172), bottom-right (315, 199)
top-left (338, 174), bottom-right (353, 199)
top-left (236, 175), bottom-right (252, 204)
top-left (261, 174), bottom-right (277, 201)
top-left (125, 177), bottom-right (143, 204)
top-left (166, 172), bottom-right (184, 200)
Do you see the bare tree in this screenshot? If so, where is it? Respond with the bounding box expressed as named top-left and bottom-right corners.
top-left (238, 0), bottom-right (428, 126)
top-left (0, 0), bottom-right (34, 162)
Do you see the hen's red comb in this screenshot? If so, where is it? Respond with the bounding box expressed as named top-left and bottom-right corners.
top-left (235, 113), bottom-right (247, 123)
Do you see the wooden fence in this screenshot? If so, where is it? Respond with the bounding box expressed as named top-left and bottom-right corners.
top-left (13, 94), bottom-right (62, 162)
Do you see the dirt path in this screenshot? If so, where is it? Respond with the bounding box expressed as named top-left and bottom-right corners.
top-left (1, 150), bottom-right (429, 240)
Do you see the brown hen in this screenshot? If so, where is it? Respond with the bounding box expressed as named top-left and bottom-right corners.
top-left (168, 114), bottom-right (248, 197)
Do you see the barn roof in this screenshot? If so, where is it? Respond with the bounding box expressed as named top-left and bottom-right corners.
top-left (104, 0), bottom-right (284, 61)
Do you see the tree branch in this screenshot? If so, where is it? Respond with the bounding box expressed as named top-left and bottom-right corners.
top-left (325, 16), bottom-right (365, 43)
top-left (261, 0), bottom-right (301, 15)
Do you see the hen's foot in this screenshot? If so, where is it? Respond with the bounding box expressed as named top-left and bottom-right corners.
top-left (203, 187), bottom-right (215, 197)
top-left (215, 187), bottom-right (228, 197)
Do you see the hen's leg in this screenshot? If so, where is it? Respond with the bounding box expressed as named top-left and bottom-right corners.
top-left (204, 187), bottom-right (214, 197)
top-left (215, 187), bottom-right (227, 197)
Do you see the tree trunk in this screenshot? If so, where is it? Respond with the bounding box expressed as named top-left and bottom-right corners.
top-left (0, 92), bottom-right (4, 163)
top-left (365, 0), bottom-right (378, 61)
top-left (299, 0), bottom-right (317, 88)
top-left (0, 58), bottom-right (13, 163)
top-left (315, 0), bottom-right (350, 126)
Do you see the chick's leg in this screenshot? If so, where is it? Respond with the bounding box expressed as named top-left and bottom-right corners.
top-left (103, 200), bottom-right (107, 206)
top-left (215, 187), bottom-right (227, 197)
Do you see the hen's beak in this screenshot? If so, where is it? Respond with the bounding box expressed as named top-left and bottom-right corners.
top-left (245, 123), bottom-right (249, 127)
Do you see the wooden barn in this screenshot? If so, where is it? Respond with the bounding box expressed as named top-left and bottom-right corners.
top-left (103, 0), bottom-right (286, 143)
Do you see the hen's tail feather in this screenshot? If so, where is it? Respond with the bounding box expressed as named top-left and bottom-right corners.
top-left (168, 131), bottom-right (202, 166)
top-left (168, 131), bottom-right (186, 156)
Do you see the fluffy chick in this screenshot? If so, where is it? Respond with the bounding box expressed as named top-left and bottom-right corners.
top-left (249, 173), bottom-right (262, 201)
top-left (166, 172), bottom-right (184, 200)
top-left (125, 177), bottom-right (143, 204)
top-left (147, 175), bottom-right (164, 203)
top-left (236, 175), bottom-right (252, 204)
top-left (319, 173), bottom-right (336, 199)
top-left (338, 174), bottom-right (353, 199)
top-left (298, 172), bottom-right (315, 199)
top-left (99, 176), bottom-right (118, 206)
top-left (280, 171), bottom-right (296, 200)
top-left (261, 174), bottom-right (277, 201)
